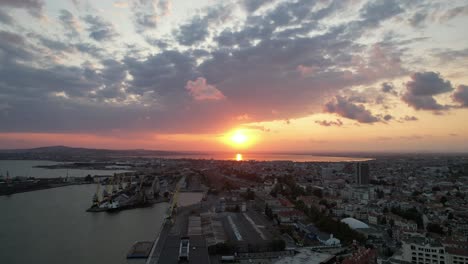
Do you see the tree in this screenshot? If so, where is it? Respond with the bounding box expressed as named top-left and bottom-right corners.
top-left (432, 186), bottom-right (441, 192)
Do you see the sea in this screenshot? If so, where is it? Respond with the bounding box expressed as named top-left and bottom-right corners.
top-left (0, 160), bottom-right (131, 178)
top-left (0, 184), bottom-right (168, 264)
top-left (148, 152), bottom-right (372, 162)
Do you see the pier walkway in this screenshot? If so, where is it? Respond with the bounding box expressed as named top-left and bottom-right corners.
top-left (145, 176), bottom-right (185, 264)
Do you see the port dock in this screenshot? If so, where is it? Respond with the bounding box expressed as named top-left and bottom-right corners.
top-left (145, 176), bottom-right (184, 264)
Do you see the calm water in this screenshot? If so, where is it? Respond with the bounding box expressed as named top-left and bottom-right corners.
top-left (0, 160), bottom-right (131, 178)
top-left (158, 153), bottom-right (372, 162)
top-left (0, 184), bottom-right (168, 264)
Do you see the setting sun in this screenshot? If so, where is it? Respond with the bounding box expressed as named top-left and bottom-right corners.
top-left (231, 130), bottom-right (248, 145)
top-left (222, 129), bottom-right (257, 149)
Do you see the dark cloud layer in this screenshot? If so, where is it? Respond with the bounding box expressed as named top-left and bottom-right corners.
top-left (131, 0), bottom-right (171, 33)
top-left (0, 0), bottom-right (43, 17)
top-left (315, 119), bottom-right (343, 127)
top-left (83, 15), bottom-right (117, 41)
top-left (59, 9), bottom-right (80, 39)
top-left (0, 8), bottom-right (13, 24)
top-left (452, 85), bottom-right (468, 107)
top-left (0, 0), bottom-right (464, 135)
top-left (409, 12), bottom-right (427, 27)
top-left (175, 5), bottom-right (230, 46)
top-left (400, 115), bottom-right (418, 122)
top-left (242, 0), bottom-right (267, 13)
top-left (324, 96), bottom-right (380, 123)
top-left (402, 72), bottom-right (453, 111)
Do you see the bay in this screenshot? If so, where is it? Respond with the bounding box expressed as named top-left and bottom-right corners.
top-left (0, 160), bottom-right (131, 178)
top-left (0, 184), bottom-right (168, 264)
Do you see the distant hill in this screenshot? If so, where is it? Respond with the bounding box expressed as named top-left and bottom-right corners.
top-left (0, 146), bottom-right (182, 160)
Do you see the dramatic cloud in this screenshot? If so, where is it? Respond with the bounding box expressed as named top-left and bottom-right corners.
top-left (409, 12), bottom-right (427, 27)
top-left (83, 15), bottom-right (117, 41)
top-left (383, 114), bottom-right (393, 121)
top-left (176, 17), bottom-right (209, 46)
top-left (131, 0), bottom-right (171, 33)
top-left (439, 5), bottom-right (468, 22)
top-left (0, 9), bottom-right (13, 25)
top-left (402, 72), bottom-right (453, 111)
top-left (0, 0), bottom-right (43, 17)
top-left (324, 96), bottom-right (380, 123)
top-left (402, 94), bottom-right (447, 111)
top-left (433, 48), bottom-right (468, 65)
top-left (175, 4), bottom-right (231, 46)
top-left (452, 85), bottom-right (468, 107)
top-left (0, 0), bottom-right (466, 140)
top-left (400, 115), bottom-right (418, 122)
top-left (0, 31), bottom-right (35, 63)
top-left (381, 82), bottom-right (397, 96)
top-left (405, 72), bottom-right (453, 96)
top-left (242, 0), bottom-right (271, 13)
top-left (58, 9), bottom-right (81, 39)
top-left (360, 0), bottom-right (403, 27)
top-left (315, 119), bottom-right (343, 127)
top-left (185, 78), bottom-right (225, 101)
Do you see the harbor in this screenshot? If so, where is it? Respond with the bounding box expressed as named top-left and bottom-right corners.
top-left (0, 184), bottom-right (168, 264)
top-left (87, 174), bottom-right (170, 213)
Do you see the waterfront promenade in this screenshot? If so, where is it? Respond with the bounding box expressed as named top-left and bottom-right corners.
top-left (145, 176), bottom-right (185, 264)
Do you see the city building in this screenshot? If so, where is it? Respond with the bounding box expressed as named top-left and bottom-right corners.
top-left (356, 163), bottom-right (370, 185)
top-left (401, 236), bottom-right (468, 264)
top-left (342, 247), bottom-right (377, 264)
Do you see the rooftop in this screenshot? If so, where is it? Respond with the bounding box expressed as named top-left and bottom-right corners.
top-left (341, 217), bottom-right (370, 230)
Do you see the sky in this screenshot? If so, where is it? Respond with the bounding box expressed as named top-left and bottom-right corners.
top-left (0, 0), bottom-right (467, 152)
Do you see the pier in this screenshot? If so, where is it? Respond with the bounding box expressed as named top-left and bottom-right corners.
top-left (145, 176), bottom-right (184, 264)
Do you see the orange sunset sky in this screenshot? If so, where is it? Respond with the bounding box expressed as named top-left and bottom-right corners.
top-left (0, 0), bottom-right (467, 152)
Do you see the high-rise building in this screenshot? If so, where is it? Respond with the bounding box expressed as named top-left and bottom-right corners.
top-left (356, 163), bottom-right (370, 185)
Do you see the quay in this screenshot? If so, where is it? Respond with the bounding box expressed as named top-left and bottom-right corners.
top-left (145, 176), bottom-right (185, 264)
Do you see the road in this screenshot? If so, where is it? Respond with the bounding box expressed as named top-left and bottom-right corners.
top-left (145, 176), bottom-right (185, 264)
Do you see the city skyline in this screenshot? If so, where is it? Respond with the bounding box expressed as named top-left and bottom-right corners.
top-left (0, 0), bottom-right (467, 152)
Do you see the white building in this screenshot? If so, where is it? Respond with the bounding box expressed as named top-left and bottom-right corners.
top-left (401, 236), bottom-right (468, 264)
